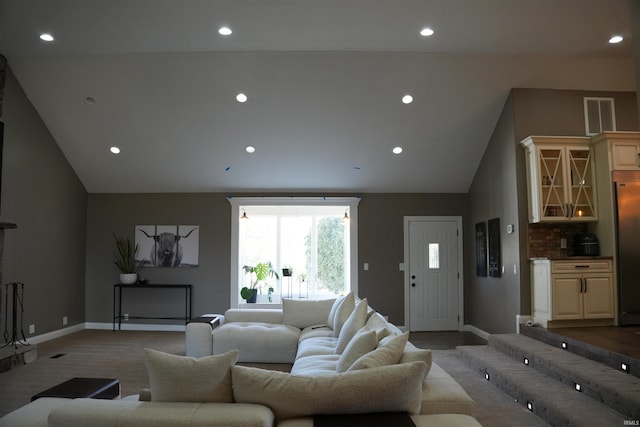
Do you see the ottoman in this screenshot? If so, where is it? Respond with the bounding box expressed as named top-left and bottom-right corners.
top-left (212, 322), bottom-right (300, 363)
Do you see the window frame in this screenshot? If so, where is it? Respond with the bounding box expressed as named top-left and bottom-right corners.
top-left (228, 196), bottom-right (360, 308)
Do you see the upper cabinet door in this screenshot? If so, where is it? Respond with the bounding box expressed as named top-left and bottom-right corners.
top-left (566, 147), bottom-right (597, 220)
top-left (591, 132), bottom-right (640, 171)
top-left (611, 141), bottom-right (640, 170)
top-left (521, 136), bottom-right (597, 223)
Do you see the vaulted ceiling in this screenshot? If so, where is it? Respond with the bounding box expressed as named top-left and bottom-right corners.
top-left (0, 0), bottom-right (635, 193)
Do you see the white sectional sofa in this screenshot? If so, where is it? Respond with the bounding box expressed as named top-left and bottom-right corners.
top-left (186, 293), bottom-right (478, 418)
top-left (1, 293), bottom-right (481, 427)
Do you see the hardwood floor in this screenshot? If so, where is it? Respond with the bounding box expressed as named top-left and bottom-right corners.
top-left (409, 331), bottom-right (487, 350)
top-left (549, 326), bottom-right (640, 359)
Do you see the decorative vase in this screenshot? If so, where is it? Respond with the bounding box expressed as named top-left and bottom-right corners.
top-left (119, 273), bottom-right (137, 284)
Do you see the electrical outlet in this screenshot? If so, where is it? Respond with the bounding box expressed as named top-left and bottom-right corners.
top-left (560, 238), bottom-right (567, 249)
top-left (124, 313), bottom-right (129, 321)
top-left (29, 324), bottom-right (35, 334)
top-left (63, 316), bottom-right (68, 326)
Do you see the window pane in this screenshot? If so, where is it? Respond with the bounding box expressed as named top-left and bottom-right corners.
top-left (314, 217), bottom-right (345, 295)
top-left (429, 243), bottom-right (440, 269)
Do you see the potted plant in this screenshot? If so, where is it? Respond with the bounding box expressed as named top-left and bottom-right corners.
top-left (113, 233), bottom-right (144, 284)
top-left (242, 262), bottom-right (280, 303)
top-left (282, 266), bottom-right (293, 277)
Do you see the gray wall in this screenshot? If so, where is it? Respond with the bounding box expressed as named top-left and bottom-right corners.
top-left (86, 192), bottom-right (468, 327)
top-left (0, 69), bottom-right (87, 337)
top-left (466, 88), bottom-right (638, 334)
top-left (466, 94), bottom-right (520, 334)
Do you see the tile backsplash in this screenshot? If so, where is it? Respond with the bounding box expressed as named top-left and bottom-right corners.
top-left (527, 222), bottom-right (588, 259)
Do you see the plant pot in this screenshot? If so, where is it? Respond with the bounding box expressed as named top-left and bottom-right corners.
top-left (282, 268), bottom-right (293, 277)
top-left (119, 273), bottom-right (138, 284)
top-left (246, 290), bottom-right (257, 303)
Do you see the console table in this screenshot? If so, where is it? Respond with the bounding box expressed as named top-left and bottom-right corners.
top-left (113, 284), bottom-right (192, 331)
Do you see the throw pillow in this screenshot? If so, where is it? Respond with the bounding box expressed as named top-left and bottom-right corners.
top-left (334, 298), bottom-right (369, 354)
top-left (283, 298), bottom-right (336, 329)
top-left (399, 347), bottom-right (433, 377)
top-left (327, 294), bottom-right (344, 330)
top-left (348, 331), bottom-right (409, 371)
top-left (336, 329), bottom-right (378, 372)
top-left (232, 361), bottom-right (427, 420)
top-left (331, 291), bottom-right (355, 336)
top-left (144, 348), bottom-right (238, 402)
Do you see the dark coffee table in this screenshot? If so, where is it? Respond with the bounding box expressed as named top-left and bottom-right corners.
top-left (31, 377), bottom-right (120, 401)
top-left (189, 314), bottom-right (222, 329)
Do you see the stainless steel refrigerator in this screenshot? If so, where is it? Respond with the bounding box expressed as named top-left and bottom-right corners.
top-left (613, 171), bottom-right (640, 325)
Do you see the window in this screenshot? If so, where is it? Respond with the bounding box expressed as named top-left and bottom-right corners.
top-left (584, 97), bottom-right (616, 136)
top-left (228, 197), bottom-right (359, 307)
top-left (428, 243), bottom-right (440, 269)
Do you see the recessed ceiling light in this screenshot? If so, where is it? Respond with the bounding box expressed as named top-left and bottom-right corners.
top-left (236, 93), bottom-right (248, 103)
top-left (402, 95), bottom-right (413, 104)
top-left (39, 33), bottom-right (54, 42)
top-left (609, 35), bottom-right (623, 44)
top-left (420, 27), bottom-right (434, 37)
top-left (245, 146), bottom-right (255, 153)
top-left (110, 146), bottom-right (121, 154)
top-left (392, 146), bottom-right (403, 154)
top-left (219, 26), bottom-right (232, 36)
top-left (85, 97), bottom-right (96, 104)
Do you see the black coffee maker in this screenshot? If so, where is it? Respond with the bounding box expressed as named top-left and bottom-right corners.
top-left (573, 233), bottom-right (600, 256)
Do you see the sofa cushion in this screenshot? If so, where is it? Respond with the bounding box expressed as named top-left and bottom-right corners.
top-left (298, 325), bottom-right (334, 342)
top-left (144, 348), bottom-right (238, 402)
top-left (336, 329), bottom-right (378, 372)
top-left (290, 354), bottom-right (341, 376)
top-left (348, 331), bottom-right (409, 371)
top-left (0, 397), bottom-right (71, 427)
top-left (47, 399), bottom-right (274, 427)
top-left (296, 336), bottom-right (338, 360)
top-left (331, 292), bottom-right (355, 335)
top-left (232, 361), bottom-right (427, 420)
top-left (283, 298), bottom-right (336, 329)
top-left (212, 322), bottom-right (300, 363)
top-left (334, 298), bottom-right (368, 354)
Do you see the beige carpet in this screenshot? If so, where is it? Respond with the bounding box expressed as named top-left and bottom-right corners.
top-left (0, 330), bottom-right (548, 426)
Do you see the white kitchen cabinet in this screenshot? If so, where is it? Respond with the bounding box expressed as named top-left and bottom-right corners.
top-left (591, 132), bottom-right (640, 171)
top-left (521, 136), bottom-right (597, 223)
top-left (530, 259), bottom-right (614, 328)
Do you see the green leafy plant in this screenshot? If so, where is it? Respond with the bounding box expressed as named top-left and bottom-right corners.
top-left (241, 262), bottom-right (280, 301)
top-left (113, 233), bottom-right (144, 274)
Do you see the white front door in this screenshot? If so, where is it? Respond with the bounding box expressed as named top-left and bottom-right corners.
top-left (406, 217), bottom-right (461, 331)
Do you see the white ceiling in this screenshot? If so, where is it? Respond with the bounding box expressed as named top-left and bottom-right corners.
top-left (0, 0), bottom-right (635, 193)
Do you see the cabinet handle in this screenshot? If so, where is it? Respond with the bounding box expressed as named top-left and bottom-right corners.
top-left (579, 277), bottom-right (584, 293)
top-left (575, 265), bottom-right (590, 268)
top-left (584, 278), bottom-right (587, 293)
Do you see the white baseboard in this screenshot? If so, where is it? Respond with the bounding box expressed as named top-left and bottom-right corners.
top-left (24, 322), bottom-right (186, 345)
top-left (86, 322), bottom-right (186, 332)
top-left (463, 324), bottom-right (490, 340)
top-left (515, 314), bottom-right (532, 334)
top-left (26, 323), bottom-right (85, 345)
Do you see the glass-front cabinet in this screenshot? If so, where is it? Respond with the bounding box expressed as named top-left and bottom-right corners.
top-left (521, 136), bottom-right (597, 223)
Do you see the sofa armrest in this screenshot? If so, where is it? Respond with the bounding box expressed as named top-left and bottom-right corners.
top-left (224, 309), bottom-right (283, 324)
top-left (185, 322), bottom-right (214, 358)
